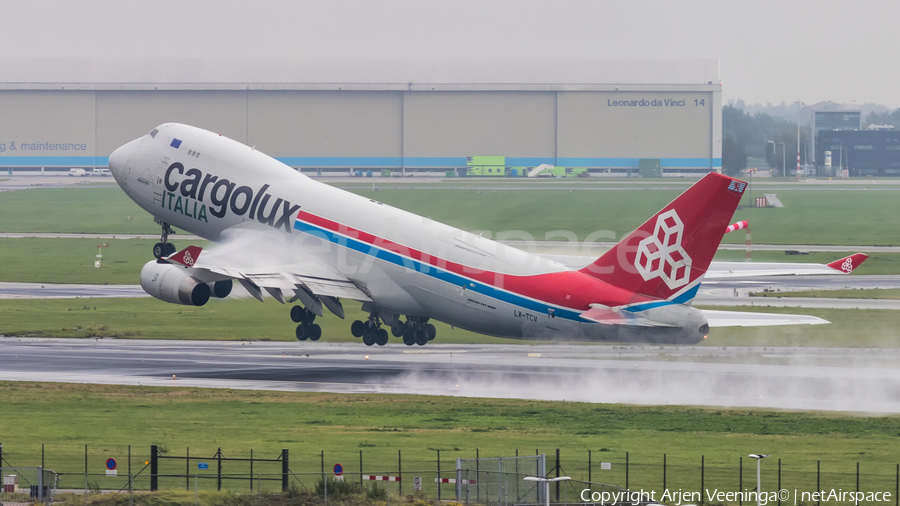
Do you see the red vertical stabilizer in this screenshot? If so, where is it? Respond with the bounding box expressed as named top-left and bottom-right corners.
top-left (580, 173), bottom-right (746, 300)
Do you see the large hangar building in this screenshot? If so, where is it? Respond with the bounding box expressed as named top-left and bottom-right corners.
top-left (0, 59), bottom-right (721, 175)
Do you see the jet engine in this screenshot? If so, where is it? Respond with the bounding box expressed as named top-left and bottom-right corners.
top-left (140, 260), bottom-right (210, 306)
top-left (209, 279), bottom-right (233, 298)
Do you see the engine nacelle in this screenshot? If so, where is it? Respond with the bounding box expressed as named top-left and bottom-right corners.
top-left (140, 260), bottom-right (210, 306)
top-left (208, 279), bottom-right (233, 298)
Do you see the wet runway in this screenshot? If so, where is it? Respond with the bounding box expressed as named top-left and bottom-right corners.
top-left (1, 337), bottom-right (899, 413)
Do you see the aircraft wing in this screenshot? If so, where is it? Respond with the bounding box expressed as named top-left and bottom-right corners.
top-left (538, 252), bottom-right (868, 278)
top-left (701, 309), bottom-right (829, 327)
top-left (163, 228), bottom-right (372, 311)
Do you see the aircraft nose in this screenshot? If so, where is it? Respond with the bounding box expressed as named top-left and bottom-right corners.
top-left (108, 138), bottom-right (141, 179)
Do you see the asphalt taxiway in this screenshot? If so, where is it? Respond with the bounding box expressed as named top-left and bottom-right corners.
top-left (1, 338), bottom-right (899, 413)
top-left (0, 282), bottom-right (147, 299)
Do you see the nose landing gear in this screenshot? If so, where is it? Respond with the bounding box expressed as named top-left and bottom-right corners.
top-left (153, 220), bottom-right (177, 259)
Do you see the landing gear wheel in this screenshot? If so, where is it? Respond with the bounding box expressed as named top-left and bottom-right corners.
top-left (424, 323), bottom-right (436, 341)
top-left (165, 243), bottom-right (177, 256)
top-left (414, 328), bottom-right (428, 346)
top-left (402, 329), bottom-right (416, 346)
top-left (153, 243), bottom-right (165, 259)
top-left (375, 328), bottom-right (389, 346)
top-left (391, 321), bottom-right (407, 338)
top-left (362, 329), bottom-right (377, 346)
top-left (307, 323), bottom-right (322, 341)
top-left (295, 324), bottom-right (308, 341)
top-left (290, 306), bottom-right (316, 324)
top-left (351, 320), bottom-right (366, 338)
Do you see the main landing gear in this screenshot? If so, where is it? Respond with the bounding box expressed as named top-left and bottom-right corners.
top-left (291, 305), bottom-right (322, 341)
top-left (351, 313), bottom-right (436, 347)
top-left (351, 313), bottom-right (389, 346)
top-left (152, 220), bottom-right (177, 259)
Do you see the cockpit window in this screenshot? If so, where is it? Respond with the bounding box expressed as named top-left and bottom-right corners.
top-left (149, 129), bottom-right (158, 138)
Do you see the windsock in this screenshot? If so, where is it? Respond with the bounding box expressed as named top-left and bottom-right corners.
top-left (725, 220), bottom-right (748, 233)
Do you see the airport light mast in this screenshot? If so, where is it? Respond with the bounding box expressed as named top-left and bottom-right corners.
top-left (796, 102), bottom-right (804, 180)
top-left (749, 454), bottom-right (769, 506)
top-left (524, 476), bottom-right (571, 506)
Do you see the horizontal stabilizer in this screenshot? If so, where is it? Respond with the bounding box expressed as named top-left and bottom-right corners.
top-left (702, 309), bottom-right (829, 327)
top-left (706, 252), bottom-right (869, 279)
top-left (580, 304), bottom-right (676, 327)
top-left (165, 245), bottom-right (203, 267)
top-left (826, 253), bottom-right (868, 273)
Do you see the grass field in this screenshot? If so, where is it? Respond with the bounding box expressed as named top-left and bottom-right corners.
top-left (0, 238), bottom-right (212, 284)
top-left (0, 187), bottom-right (164, 234)
top-left (2, 382), bottom-right (899, 495)
top-left (2, 296), bottom-right (900, 347)
top-left (3, 184), bottom-right (900, 245)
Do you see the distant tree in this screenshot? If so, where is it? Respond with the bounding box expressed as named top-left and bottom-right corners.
top-left (864, 108), bottom-right (900, 129)
top-left (722, 135), bottom-right (747, 176)
top-left (723, 105), bottom-right (797, 159)
top-left (763, 129), bottom-right (809, 177)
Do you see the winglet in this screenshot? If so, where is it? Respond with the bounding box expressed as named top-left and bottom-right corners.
top-left (826, 253), bottom-right (868, 274)
top-left (165, 245), bottom-right (203, 267)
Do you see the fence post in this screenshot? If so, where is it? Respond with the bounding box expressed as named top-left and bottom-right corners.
top-left (588, 450), bottom-right (592, 484)
top-left (250, 449), bottom-right (253, 492)
top-left (84, 444), bottom-right (88, 488)
top-left (398, 450), bottom-right (402, 495)
top-left (895, 464), bottom-right (898, 506)
top-left (42, 444), bottom-right (45, 470)
top-left (701, 456), bottom-right (704, 506)
top-left (456, 458), bottom-right (462, 503)
top-left (186, 447), bottom-right (190, 491)
top-left (151, 444), bottom-right (159, 491)
top-left (282, 449), bottom-right (289, 492)
top-left (437, 450), bottom-right (442, 501)
top-left (816, 461), bottom-right (820, 506)
top-left (857, 462), bottom-right (860, 503)
top-left (556, 449), bottom-right (560, 503)
top-left (217, 447), bottom-right (223, 491)
top-left (663, 453), bottom-right (667, 492)
top-left (739, 457), bottom-right (742, 506)
top-left (360, 450), bottom-right (364, 487)
top-left (626, 452), bottom-right (629, 491)
top-left (777, 459), bottom-right (781, 506)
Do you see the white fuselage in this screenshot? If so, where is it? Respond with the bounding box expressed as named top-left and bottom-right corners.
top-left (110, 124), bottom-right (706, 344)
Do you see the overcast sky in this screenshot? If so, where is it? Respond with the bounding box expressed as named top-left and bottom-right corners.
top-left (2, 0), bottom-right (898, 108)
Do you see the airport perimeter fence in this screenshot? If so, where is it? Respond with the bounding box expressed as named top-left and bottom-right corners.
top-left (2, 443), bottom-right (900, 505)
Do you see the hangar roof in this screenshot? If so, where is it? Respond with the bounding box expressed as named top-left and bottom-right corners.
top-left (0, 58), bottom-right (721, 92)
